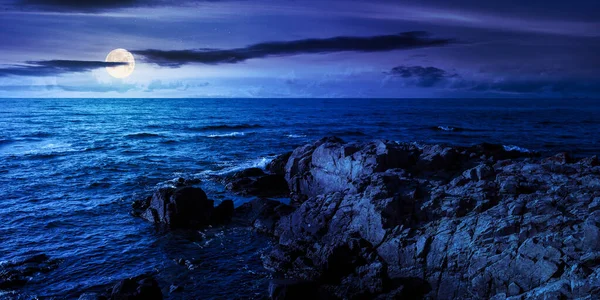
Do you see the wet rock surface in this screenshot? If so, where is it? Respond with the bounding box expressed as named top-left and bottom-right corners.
top-left (225, 168), bottom-right (290, 198)
top-left (234, 198), bottom-right (294, 235)
top-left (108, 274), bottom-right (162, 300)
top-left (262, 137), bottom-right (600, 299)
top-left (132, 187), bottom-right (233, 229)
top-left (79, 274), bottom-right (163, 300)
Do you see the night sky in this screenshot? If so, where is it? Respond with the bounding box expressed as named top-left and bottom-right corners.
top-left (0, 0), bottom-right (598, 98)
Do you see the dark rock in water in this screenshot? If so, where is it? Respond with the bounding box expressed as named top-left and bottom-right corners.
top-left (132, 187), bottom-right (232, 229)
top-left (268, 279), bottom-right (321, 300)
top-left (211, 200), bottom-right (234, 224)
top-left (225, 168), bottom-right (290, 198)
top-left (169, 284), bottom-right (183, 294)
top-left (109, 274), bottom-right (162, 300)
top-left (264, 137), bottom-right (600, 299)
top-left (0, 254), bottom-right (59, 290)
top-left (234, 198), bottom-right (294, 235)
top-left (174, 177), bottom-right (202, 187)
top-left (267, 152), bottom-right (292, 175)
top-left (232, 167), bottom-right (265, 179)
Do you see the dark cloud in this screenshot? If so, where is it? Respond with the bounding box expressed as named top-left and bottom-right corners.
top-left (387, 65), bottom-right (457, 87)
top-left (15, 0), bottom-right (215, 12)
top-left (133, 32), bottom-right (455, 67)
top-left (467, 79), bottom-right (600, 95)
top-left (18, 0), bottom-right (149, 11)
top-left (0, 60), bottom-right (128, 77)
top-left (387, 64), bottom-right (600, 96)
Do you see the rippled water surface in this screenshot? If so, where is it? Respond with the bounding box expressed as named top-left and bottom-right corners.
top-left (1, 98), bottom-right (599, 298)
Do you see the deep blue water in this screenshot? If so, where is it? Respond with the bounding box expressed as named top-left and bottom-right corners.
top-left (1, 98), bottom-right (600, 298)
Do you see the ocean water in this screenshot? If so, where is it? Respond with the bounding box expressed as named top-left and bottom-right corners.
top-left (1, 98), bottom-right (600, 298)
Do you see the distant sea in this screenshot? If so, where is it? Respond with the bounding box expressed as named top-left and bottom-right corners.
top-left (1, 98), bottom-right (599, 298)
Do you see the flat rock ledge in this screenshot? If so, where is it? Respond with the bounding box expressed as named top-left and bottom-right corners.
top-left (262, 137), bottom-right (600, 299)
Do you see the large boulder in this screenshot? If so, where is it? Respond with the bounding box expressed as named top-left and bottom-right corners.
top-left (284, 137), bottom-right (420, 204)
top-left (264, 138), bottom-right (600, 299)
top-left (133, 187), bottom-right (233, 229)
top-left (225, 169), bottom-right (290, 198)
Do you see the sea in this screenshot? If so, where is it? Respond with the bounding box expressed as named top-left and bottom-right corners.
top-left (1, 98), bottom-right (599, 299)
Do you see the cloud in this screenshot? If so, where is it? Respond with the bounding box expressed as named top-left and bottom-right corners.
top-left (15, 0), bottom-right (220, 12)
top-left (18, 0), bottom-right (149, 11)
top-left (467, 79), bottom-right (600, 95)
top-left (0, 60), bottom-right (128, 77)
top-left (386, 64), bottom-right (600, 96)
top-left (133, 31), bottom-right (455, 67)
top-left (387, 65), bottom-right (457, 87)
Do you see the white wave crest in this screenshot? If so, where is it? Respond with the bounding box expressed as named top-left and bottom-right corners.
top-left (206, 132), bottom-right (246, 138)
top-left (197, 156), bottom-right (275, 177)
top-left (437, 126), bottom-right (455, 131)
top-left (503, 145), bottom-right (531, 153)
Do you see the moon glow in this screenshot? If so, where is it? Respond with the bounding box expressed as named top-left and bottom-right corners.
top-left (105, 49), bottom-right (135, 78)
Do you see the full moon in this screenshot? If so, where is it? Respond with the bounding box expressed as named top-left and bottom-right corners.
top-left (105, 48), bottom-right (135, 78)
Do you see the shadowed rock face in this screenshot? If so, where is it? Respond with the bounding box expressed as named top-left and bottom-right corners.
top-left (264, 137), bottom-right (600, 299)
top-left (224, 168), bottom-right (290, 198)
top-left (132, 187), bottom-right (233, 229)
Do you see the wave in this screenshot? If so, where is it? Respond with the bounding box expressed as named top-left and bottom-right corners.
top-left (432, 126), bottom-right (465, 132)
top-left (206, 132), bottom-right (246, 138)
top-left (124, 132), bottom-right (163, 139)
top-left (0, 138), bottom-right (13, 145)
top-left (161, 139), bottom-right (178, 144)
top-left (187, 124), bottom-right (263, 132)
top-left (198, 156), bottom-right (275, 177)
top-left (22, 131), bottom-right (53, 138)
top-left (286, 134), bottom-right (307, 138)
top-left (503, 145), bottom-right (531, 153)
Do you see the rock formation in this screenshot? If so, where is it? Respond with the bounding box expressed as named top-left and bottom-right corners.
top-left (224, 168), bottom-right (290, 198)
top-left (262, 137), bottom-right (600, 299)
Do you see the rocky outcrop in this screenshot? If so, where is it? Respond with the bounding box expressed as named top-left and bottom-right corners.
top-left (132, 187), bottom-right (233, 229)
top-left (234, 198), bottom-right (294, 235)
top-left (0, 254), bottom-right (60, 290)
top-left (225, 168), bottom-right (290, 198)
top-left (109, 274), bottom-right (162, 300)
top-left (79, 274), bottom-right (163, 300)
top-left (267, 152), bottom-right (293, 175)
top-left (264, 137), bottom-right (600, 299)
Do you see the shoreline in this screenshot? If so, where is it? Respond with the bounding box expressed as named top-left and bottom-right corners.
top-left (129, 137), bottom-right (600, 299)
top-left (4, 136), bottom-right (600, 299)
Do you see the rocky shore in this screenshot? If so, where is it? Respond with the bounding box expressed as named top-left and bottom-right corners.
top-left (127, 137), bottom-right (600, 299)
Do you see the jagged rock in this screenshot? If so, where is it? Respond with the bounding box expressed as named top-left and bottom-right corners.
top-left (267, 152), bottom-right (292, 175)
top-left (234, 198), bottom-right (294, 234)
top-left (109, 274), bottom-right (162, 300)
top-left (263, 137), bottom-right (600, 299)
top-left (268, 279), bottom-right (321, 300)
top-left (225, 169), bottom-right (290, 197)
top-left (169, 284), bottom-right (183, 293)
top-left (132, 187), bottom-right (233, 229)
top-left (232, 167), bottom-right (265, 179)
top-left (212, 200), bottom-right (234, 224)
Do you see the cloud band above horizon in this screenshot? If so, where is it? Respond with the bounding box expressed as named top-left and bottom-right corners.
top-left (133, 31), bottom-right (455, 67)
top-left (0, 60), bottom-right (128, 77)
